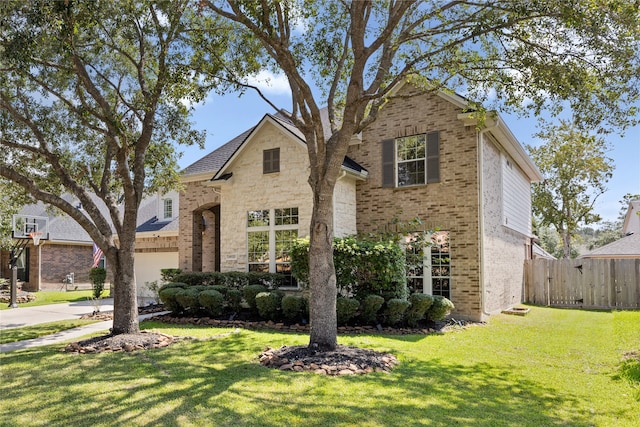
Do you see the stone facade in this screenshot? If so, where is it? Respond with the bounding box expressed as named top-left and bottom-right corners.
top-left (212, 120), bottom-right (313, 272)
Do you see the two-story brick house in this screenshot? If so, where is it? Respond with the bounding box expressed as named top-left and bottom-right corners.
top-left (179, 83), bottom-right (542, 321)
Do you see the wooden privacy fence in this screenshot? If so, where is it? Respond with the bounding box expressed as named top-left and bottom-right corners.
top-left (524, 258), bottom-right (640, 309)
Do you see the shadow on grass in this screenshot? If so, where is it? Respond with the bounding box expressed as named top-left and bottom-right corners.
top-left (0, 328), bottom-right (603, 427)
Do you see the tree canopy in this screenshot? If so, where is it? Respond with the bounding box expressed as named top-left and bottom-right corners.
top-left (528, 120), bottom-right (614, 258)
top-left (202, 0), bottom-right (640, 349)
top-left (0, 0), bottom-right (239, 333)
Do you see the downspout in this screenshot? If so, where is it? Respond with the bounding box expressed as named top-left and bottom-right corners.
top-left (477, 118), bottom-right (499, 320)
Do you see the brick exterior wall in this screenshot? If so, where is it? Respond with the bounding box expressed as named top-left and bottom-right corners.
top-left (179, 180), bottom-right (221, 271)
top-left (40, 243), bottom-right (94, 286)
top-left (347, 85), bottom-right (483, 320)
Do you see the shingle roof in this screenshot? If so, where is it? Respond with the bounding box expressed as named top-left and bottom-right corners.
top-left (579, 233), bottom-right (640, 258)
top-left (181, 127), bottom-right (254, 177)
top-left (185, 111), bottom-right (368, 178)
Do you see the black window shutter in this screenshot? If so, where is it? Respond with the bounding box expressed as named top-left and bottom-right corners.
top-left (426, 131), bottom-right (440, 183)
top-left (381, 139), bottom-right (395, 188)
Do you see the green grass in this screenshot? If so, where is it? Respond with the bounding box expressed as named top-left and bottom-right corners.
top-left (0, 290), bottom-right (95, 310)
top-left (1, 306), bottom-right (639, 426)
top-left (0, 319), bottom-right (101, 344)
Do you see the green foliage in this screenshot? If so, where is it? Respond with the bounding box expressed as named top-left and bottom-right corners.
top-left (359, 294), bottom-right (385, 325)
top-left (405, 294), bottom-right (434, 327)
top-left (173, 272), bottom-right (224, 287)
top-left (384, 299), bottom-right (411, 325)
top-left (88, 267), bottom-right (106, 299)
top-left (427, 296), bottom-right (455, 322)
top-left (160, 269), bottom-right (183, 284)
top-left (291, 237), bottom-right (406, 300)
top-left (174, 288), bottom-right (202, 313)
top-left (158, 285), bottom-right (186, 314)
top-left (281, 295), bottom-right (305, 322)
top-left (144, 280), bottom-right (161, 304)
top-left (255, 291), bottom-right (284, 321)
top-left (198, 289), bottom-right (224, 317)
top-left (208, 285), bottom-right (228, 295)
top-left (336, 297), bottom-right (360, 326)
top-left (225, 289), bottom-right (243, 313)
top-left (528, 120), bottom-right (614, 258)
top-left (242, 284), bottom-right (268, 311)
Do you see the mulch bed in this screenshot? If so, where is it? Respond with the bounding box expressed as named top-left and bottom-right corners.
top-left (67, 305), bottom-right (477, 375)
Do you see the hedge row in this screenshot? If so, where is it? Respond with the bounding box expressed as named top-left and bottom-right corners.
top-left (171, 270), bottom-right (287, 290)
top-left (159, 281), bottom-right (454, 327)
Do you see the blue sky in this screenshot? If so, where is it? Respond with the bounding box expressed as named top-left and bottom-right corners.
top-left (182, 81), bottom-right (640, 225)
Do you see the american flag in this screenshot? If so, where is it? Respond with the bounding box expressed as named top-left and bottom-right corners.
top-left (92, 243), bottom-right (103, 268)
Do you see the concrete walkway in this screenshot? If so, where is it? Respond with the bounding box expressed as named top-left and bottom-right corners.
top-left (0, 299), bottom-right (168, 352)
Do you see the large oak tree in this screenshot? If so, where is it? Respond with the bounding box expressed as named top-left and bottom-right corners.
top-left (0, 0), bottom-right (241, 333)
top-left (204, 0), bottom-right (640, 350)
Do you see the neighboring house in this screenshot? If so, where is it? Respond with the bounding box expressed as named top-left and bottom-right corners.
top-left (622, 200), bottom-right (640, 235)
top-left (1, 192), bottom-right (179, 299)
top-left (179, 82), bottom-right (543, 321)
top-left (580, 200), bottom-right (640, 259)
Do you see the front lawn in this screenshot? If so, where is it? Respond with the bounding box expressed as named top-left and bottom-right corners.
top-left (0, 319), bottom-right (101, 344)
top-left (0, 290), bottom-right (95, 310)
top-left (1, 306), bottom-right (638, 426)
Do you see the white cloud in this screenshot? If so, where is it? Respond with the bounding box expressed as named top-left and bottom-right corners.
top-left (245, 70), bottom-right (291, 96)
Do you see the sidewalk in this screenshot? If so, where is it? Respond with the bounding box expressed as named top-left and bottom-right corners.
top-left (0, 299), bottom-right (167, 353)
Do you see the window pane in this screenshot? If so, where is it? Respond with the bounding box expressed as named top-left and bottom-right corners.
top-left (275, 229), bottom-right (298, 261)
top-left (396, 134), bottom-right (426, 161)
top-left (397, 160), bottom-right (425, 186)
top-left (163, 199), bottom-right (173, 219)
top-left (248, 210), bottom-right (270, 227)
top-left (248, 231), bottom-right (269, 262)
top-left (249, 263), bottom-right (269, 273)
top-left (275, 207), bottom-right (299, 225)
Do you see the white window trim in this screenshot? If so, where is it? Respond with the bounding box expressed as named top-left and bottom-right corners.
top-left (247, 208), bottom-right (298, 279)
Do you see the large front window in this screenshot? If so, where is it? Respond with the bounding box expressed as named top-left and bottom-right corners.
top-left (247, 207), bottom-right (298, 286)
top-left (405, 231), bottom-right (451, 299)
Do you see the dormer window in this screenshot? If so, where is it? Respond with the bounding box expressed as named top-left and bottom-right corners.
top-left (163, 198), bottom-right (173, 220)
top-left (263, 148), bottom-right (280, 174)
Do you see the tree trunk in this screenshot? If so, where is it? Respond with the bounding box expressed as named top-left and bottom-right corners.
top-left (307, 185), bottom-right (337, 351)
top-left (561, 231), bottom-right (571, 259)
top-left (110, 243), bottom-right (139, 335)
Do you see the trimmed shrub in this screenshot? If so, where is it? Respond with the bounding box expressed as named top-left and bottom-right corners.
top-left (336, 297), bottom-right (360, 326)
top-left (208, 285), bottom-right (228, 295)
top-left (160, 268), bottom-right (182, 283)
top-left (225, 289), bottom-right (243, 313)
top-left (426, 295), bottom-right (455, 321)
top-left (255, 291), bottom-right (284, 321)
top-left (173, 272), bottom-right (223, 287)
top-left (175, 287), bottom-right (202, 312)
top-left (243, 284), bottom-right (268, 311)
top-left (247, 271), bottom-right (285, 289)
top-left (222, 271), bottom-right (252, 290)
top-left (158, 282), bottom-right (187, 291)
top-left (359, 294), bottom-right (385, 325)
top-left (89, 267), bottom-right (107, 299)
top-left (199, 289), bottom-right (224, 317)
top-left (384, 298), bottom-right (410, 325)
top-left (158, 285), bottom-right (186, 314)
top-left (281, 295), bottom-right (305, 322)
top-left (405, 293), bottom-right (434, 327)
